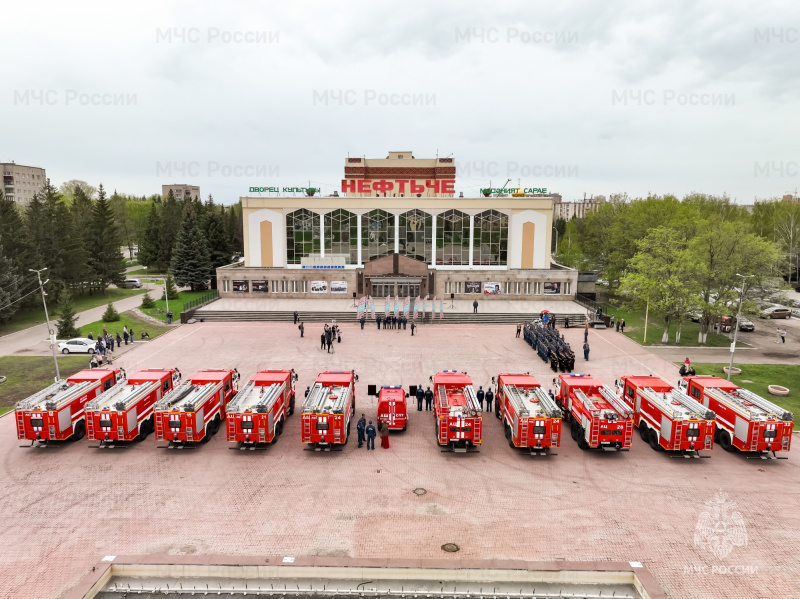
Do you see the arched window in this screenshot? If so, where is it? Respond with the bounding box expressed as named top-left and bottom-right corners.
top-left (324, 209), bottom-right (357, 264)
top-left (285, 209), bottom-right (320, 265)
top-left (398, 209), bottom-right (432, 263)
top-left (361, 209), bottom-right (395, 262)
top-left (436, 209), bottom-right (469, 266)
top-left (473, 209), bottom-right (508, 265)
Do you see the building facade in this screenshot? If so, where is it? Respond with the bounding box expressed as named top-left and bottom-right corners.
top-left (1, 162), bottom-right (46, 206)
top-left (162, 184), bottom-right (200, 201)
top-left (553, 195), bottom-right (605, 220)
top-left (217, 152), bottom-right (577, 301)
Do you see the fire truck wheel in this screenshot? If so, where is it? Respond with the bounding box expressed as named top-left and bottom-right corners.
top-left (288, 397), bottom-right (295, 416)
top-left (276, 419), bottom-right (283, 436)
top-left (718, 430), bottom-right (733, 452)
top-left (200, 429), bottom-right (211, 443)
top-left (570, 420), bottom-right (579, 441)
top-left (508, 433), bottom-right (515, 448)
top-left (648, 430), bottom-right (661, 450)
top-left (72, 421), bottom-right (86, 441)
top-left (639, 424), bottom-right (650, 442)
top-left (212, 415), bottom-right (221, 435)
top-left (495, 407), bottom-right (501, 420)
top-left (577, 431), bottom-right (589, 450)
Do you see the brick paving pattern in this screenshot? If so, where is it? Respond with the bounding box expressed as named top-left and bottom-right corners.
top-left (1, 323), bottom-right (797, 599)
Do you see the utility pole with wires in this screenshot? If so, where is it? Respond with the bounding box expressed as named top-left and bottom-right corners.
top-left (728, 273), bottom-right (754, 381)
top-left (30, 267), bottom-right (60, 381)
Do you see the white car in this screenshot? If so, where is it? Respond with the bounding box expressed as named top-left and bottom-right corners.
top-left (58, 338), bottom-right (96, 354)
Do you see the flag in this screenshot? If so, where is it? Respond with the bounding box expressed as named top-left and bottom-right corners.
top-left (431, 295), bottom-right (437, 320)
top-left (369, 296), bottom-right (376, 319)
top-left (357, 296), bottom-right (365, 318)
top-left (403, 296), bottom-right (410, 317)
top-left (413, 296), bottom-right (420, 320)
top-left (385, 295), bottom-right (390, 318)
top-left (440, 296), bottom-right (444, 319)
top-left (394, 295), bottom-right (400, 315)
top-left (422, 295), bottom-right (428, 315)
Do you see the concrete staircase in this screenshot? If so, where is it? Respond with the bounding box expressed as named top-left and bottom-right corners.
top-left (193, 309), bottom-right (588, 326)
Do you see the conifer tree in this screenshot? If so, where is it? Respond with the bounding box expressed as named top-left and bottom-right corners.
top-left (55, 291), bottom-right (81, 339)
top-left (138, 203), bottom-right (163, 270)
top-left (162, 274), bottom-right (179, 300)
top-left (170, 214), bottom-right (211, 290)
top-left (0, 251), bottom-right (23, 324)
top-left (89, 184), bottom-right (126, 289)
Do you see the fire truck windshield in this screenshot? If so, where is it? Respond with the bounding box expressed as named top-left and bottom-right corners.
top-left (30, 417), bottom-right (43, 428)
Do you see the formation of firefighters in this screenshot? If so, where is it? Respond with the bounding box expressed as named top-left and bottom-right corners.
top-left (12, 325), bottom-right (794, 459)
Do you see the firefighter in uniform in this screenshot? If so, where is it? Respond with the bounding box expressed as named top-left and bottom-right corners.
top-left (366, 420), bottom-right (376, 450)
top-left (416, 386), bottom-right (424, 411)
top-left (485, 387), bottom-right (493, 413)
top-left (357, 413), bottom-right (366, 448)
top-left (305, 386), bottom-right (311, 398)
top-left (476, 386), bottom-right (485, 411)
top-left (424, 386), bottom-right (433, 411)
top-left (360, 315), bottom-right (365, 329)
top-left (411, 322), bottom-right (416, 336)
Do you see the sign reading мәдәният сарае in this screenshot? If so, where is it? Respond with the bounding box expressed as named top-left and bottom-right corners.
top-left (480, 187), bottom-right (548, 194)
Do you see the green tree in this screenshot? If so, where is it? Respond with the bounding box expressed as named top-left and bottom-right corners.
top-left (162, 274), bottom-right (179, 300)
top-left (55, 290), bottom-right (80, 339)
top-left (140, 292), bottom-right (155, 309)
top-left (618, 227), bottom-right (699, 343)
top-left (0, 250), bottom-right (23, 324)
top-left (555, 219), bottom-right (589, 270)
top-left (203, 207), bottom-right (233, 269)
top-left (170, 214), bottom-right (211, 290)
top-left (102, 302), bottom-right (120, 322)
top-left (89, 184), bottom-right (126, 289)
top-left (159, 189), bottom-right (184, 269)
top-left (59, 180), bottom-right (97, 205)
top-left (138, 203), bottom-right (163, 270)
top-left (0, 191), bottom-right (39, 303)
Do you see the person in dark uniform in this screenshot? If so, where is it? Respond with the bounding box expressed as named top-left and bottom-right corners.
top-left (411, 322), bottom-right (416, 336)
top-left (366, 420), bottom-right (376, 450)
top-left (583, 341), bottom-right (590, 361)
top-left (485, 387), bottom-right (494, 413)
top-left (516, 324), bottom-right (522, 338)
top-left (320, 332), bottom-right (326, 350)
top-left (299, 322), bottom-right (304, 337)
top-left (393, 315), bottom-right (397, 329)
top-left (403, 317), bottom-right (407, 330)
top-left (476, 386), bottom-right (485, 411)
top-left (304, 386), bottom-right (311, 398)
top-left (473, 300), bottom-right (478, 313)
top-left (326, 331), bottom-right (333, 353)
top-left (360, 315), bottom-right (365, 329)
top-left (424, 386), bottom-right (433, 411)
top-left (416, 386), bottom-right (424, 411)
top-left (357, 414), bottom-right (366, 448)
top-left (293, 311), bottom-right (298, 324)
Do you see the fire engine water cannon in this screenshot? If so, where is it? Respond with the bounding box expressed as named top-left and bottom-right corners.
top-left (497, 372), bottom-right (562, 456)
top-left (618, 374), bottom-right (716, 458)
top-left (15, 369), bottom-right (124, 446)
top-left (433, 370), bottom-right (483, 453)
top-left (682, 375), bottom-right (792, 458)
top-left (85, 368), bottom-right (178, 448)
top-left (227, 370), bottom-right (295, 448)
top-left (555, 374), bottom-right (634, 451)
top-left (301, 371), bottom-right (356, 450)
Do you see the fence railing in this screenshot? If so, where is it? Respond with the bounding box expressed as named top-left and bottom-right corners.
top-left (183, 289), bottom-right (219, 312)
top-left (575, 293), bottom-right (607, 316)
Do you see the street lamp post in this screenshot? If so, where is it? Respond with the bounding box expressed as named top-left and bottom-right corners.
top-left (727, 273), bottom-right (754, 381)
top-left (30, 268), bottom-right (60, 381)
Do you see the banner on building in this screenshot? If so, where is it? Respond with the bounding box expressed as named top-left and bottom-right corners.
top-left (311, 281), bottom-right (328, 293)
top-left (544, 282), bottom-right (561, 295)
top-left (233, 280), bottom-right (249, 293)
top-left (484, 282), bottom-right (501, 295)
top-left (331, 281), bottom-right (347, 294)
top-left (465, 281), bottom-right (481, 294)
top-left (252, 280), bottom-right (269, 292)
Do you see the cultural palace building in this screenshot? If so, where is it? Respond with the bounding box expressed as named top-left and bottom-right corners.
top-left (216, 151), bottom-right (578, 302)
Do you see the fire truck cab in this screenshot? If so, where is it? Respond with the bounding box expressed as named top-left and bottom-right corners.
top-left (555, 374), bottom-right (633, 451)
top-left (496, 372), bottom-right (562, 455)
top-left (376, 386), bottom-right (408, 431)
top-left (433, 370), bottom-right (482, 452)
top-left (86, 368), bottom-right (180, 447)
top-left (227, 370), bottom-right (296, 447)
top-left (154, 369), bottom-right (240, 448)
top-left (617, 375), bottom-right (715, 457)
top-left (301, 371), bottom-right (355, 450)
top-left (15, 368), bottom-right (124, 446)
top-left (680, 375), bottom-right (793, 457)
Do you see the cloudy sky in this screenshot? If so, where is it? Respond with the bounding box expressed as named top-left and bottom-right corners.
top-left (4, 0), bottom-right (799, 204)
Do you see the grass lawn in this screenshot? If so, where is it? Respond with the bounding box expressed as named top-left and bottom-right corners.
top-left (0, 288), bottom-right (148, 337)
top-left (142, 291), bottom-right (211, 322)
top-left (691, 363), bottom-right (800, 429)
top-left (77, 310), bottom-right (172, 341)
top-left (608, 306), bottom-right (750, 348)
top-left (0, 356), bottom-right (90, 409)
top-left (126, 268), bottom-right (167, 276)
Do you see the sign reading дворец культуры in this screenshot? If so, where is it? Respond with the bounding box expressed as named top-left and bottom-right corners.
top-left (249, 187), bottom-right (320, 193)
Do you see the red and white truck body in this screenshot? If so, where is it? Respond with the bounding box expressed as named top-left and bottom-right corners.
top-left (15, 369), bottom-right (124, 445)
top-left (377, 386), bottom-right (408, 431)
top-left (496, 373), bottom-right (562, 454)
top-left (154, 369), bottom-right (239, 447)
top-left (301, 371), bottom-right (355, 449)
top-left (555, 374), bottom-right (634, 451)
top-left (433, 370), bottom-right (482, 451)
top-left (618, 375), bottom-right (715, 456)
top-left (227, 370), bottom-right (295, 446)
top-left (680, 376), bottom-right (793, 457)
top-left (85, 368), bottom-right (180, 447)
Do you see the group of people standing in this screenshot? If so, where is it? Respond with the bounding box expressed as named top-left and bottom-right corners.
top-left (320, 323), bottom-right (341, 353)
top-left (413, 384), bottom-right (494, 412)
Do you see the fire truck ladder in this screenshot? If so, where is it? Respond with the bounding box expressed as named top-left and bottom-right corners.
top-left (599, 385), bottom-right (633, 419)
top-left (734, 388), bottom-right (794, 422)
top-left (16, 380), bottom-right (96, 412)
top-left (228, 381), bottom-right (282, 414)
top-left (155, 381), bottom-right (219, 413)
top-left (303, 383), bottom-right (351, 414)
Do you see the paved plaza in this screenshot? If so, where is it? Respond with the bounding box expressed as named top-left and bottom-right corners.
top-left (1, 322), bottom-right (798, 599)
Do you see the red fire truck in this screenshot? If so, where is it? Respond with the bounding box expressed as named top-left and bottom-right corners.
top-left (376, 386), bottom-right (408, 432)
top-left (301, 371), bottom-right (355, 450)
top-left (432, 370), bottom-right (482, 452)
top-left (617, 375), bottom-right (716, 457)
top-left (554, 374), bottom-right (634, 451)
top-left (226, 370), bottom-right (296, 447)
top-left (154, 369), bottom-right (240, 448)
top-left (495, 372), bottom-right (562, 455)
top-left (680, 375), bottom-right (793, 458)
top-left (85, 368), bottom-right (181, 447)
top-left (15, 368), bottom-right (125, 446)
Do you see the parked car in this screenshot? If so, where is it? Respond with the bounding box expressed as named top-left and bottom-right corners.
top-left (58, 338), bottom-right (96, 354)
top-left (737, 316), bottom-right (755, 331)
top-left (120, 278), bottom-right (142, 289)
top-left (760, 306), bottom-right (792, 319)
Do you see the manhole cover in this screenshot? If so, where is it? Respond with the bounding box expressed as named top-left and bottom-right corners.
top-left (413, 488), bottom-right (427, 496)
top-left (441, 543), bottom-right (459, 553)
